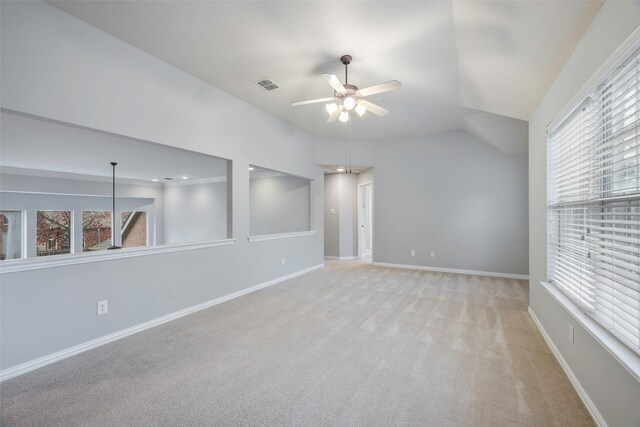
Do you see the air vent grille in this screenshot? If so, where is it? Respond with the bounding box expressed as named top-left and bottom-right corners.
top-left (256, 78), bottom-right (279, 91)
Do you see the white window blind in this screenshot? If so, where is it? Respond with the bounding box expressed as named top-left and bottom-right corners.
top-left (548, 46), bottom-right (640, 355)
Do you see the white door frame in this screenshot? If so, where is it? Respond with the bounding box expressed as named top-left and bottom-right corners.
top-left (357, 181), bottom-right (373, 260)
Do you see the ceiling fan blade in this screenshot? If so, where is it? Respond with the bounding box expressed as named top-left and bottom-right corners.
top-left (357, 100), bottom-right (389, 117)
top-left (327, 105), bottom-right (343, 123)
top-left (356, 80), bottom-right (401, 97)
top-left (291, 97), bottom-right (337, 107)
top-left (322, 73), bottom-right (347, 93)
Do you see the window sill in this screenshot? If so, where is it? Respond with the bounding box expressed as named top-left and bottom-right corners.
top-left (0, 239), bottom-right (236, 274)
top-left (539, 280), bottom-right (640, 382)
top-left (247, 230), bottom-right (317, 243)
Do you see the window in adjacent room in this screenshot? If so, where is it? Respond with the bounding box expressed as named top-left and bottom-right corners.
top-left (0, 210), bottom-right (22, 260)
top-left (82, 211), bottom-right (112, 252)
top-left (121, 211), bottom-right (147, 248)
top-left (547, 46), bottom-right (640, 355)
top-left (36, 210), bottom-right (71, 256)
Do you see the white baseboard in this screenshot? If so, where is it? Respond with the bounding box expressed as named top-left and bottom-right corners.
top-left (324, 256), bottom-right (359, 261)
top-left (528, 307), bottom-right (606, 427)
top-left (372, 262), bottom-right (529, 280)
top-left (0, 263), bottom-right (325, 383)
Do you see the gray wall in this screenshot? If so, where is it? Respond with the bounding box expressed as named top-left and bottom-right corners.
top-left (0, 1), bottom-right (323, 371)
top-left (317, 131), bottom-right (528, 275)
top-left (164, 181), bottom-right (228, 243)
top-left (324, 174), bottom-right (340, 257)
top-left (375, 131), bottom-right (527, 274)
top-left (528, 2), bottom-right (640, 426)
top-left (249, 175), bottom-right (310, 236)
top-left (323, 173), bottom-right (358, 258)
top-left (339, 174), bottom-right (358, 258)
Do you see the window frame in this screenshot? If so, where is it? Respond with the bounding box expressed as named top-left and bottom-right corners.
top-left (545, 26), bottom-right (640, 379)
top-left (0, 209), bottom-right (26, 260)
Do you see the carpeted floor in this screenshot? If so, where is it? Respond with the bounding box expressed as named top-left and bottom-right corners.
top-left (0, 261), bottom-right (593, 426)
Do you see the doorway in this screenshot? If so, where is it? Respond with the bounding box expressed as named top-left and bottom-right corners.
top-left (358, 182), bottom-right (373, 261)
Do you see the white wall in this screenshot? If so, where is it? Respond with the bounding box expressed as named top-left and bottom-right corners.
top-left (164, 181), bottom-right (228, 243)
top-left (0, 1), bottom-right (323, 371)
top-left (317, 130), bottom-right (528, 275)
top-left (528, 2), bottom-right (640, 426)
top-left (357, 169), bottom-right (374, 186)
top-left (249, 175), bottom-right (311, 236)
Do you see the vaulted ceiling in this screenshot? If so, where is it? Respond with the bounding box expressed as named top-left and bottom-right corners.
top-left (48, 0), bottom-right (603, 150)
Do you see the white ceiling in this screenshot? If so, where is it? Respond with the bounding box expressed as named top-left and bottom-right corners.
top-left (0, 111), bottom-right (229, 181)
top-left (453, 0), bottom-right (603, 120)
top-left (47, 0), bottom-right (602, 145)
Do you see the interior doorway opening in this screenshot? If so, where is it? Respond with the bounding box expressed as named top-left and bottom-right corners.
top-left (322, 166), bottom-right (373, 261)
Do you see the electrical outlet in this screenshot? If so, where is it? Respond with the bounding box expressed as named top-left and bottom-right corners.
top-left (281, 257), bottom-right (286, 266)
top-left (569, 324), bottom-right (574, 345)
top-left (97, 300), bottom-right (108, 316)
top-left (430, 251), bottom-right (436, 258)
top-left (410, 250), bottom-right (415, 257)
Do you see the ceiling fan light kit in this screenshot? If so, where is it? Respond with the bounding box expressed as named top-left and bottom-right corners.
top-left (291, 54), bottom-right (400, 124)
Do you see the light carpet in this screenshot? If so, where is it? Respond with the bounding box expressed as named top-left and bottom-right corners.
top-left (0, 261), bottom-right (593, 426)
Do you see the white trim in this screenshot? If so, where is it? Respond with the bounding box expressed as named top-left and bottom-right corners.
top-left (1, 189), bottom-right (156, 199)
top-left (372, 262), bottom-right (529, 280)
top-left (247, 230), bottom-right (317, 242)
top-left (0, 238), bottom-right (236, 274)
top-left (248, 165), bottom-right (314, 182)
top-left (324, 256), bottom-right (359, 261)
top-left (0, 262), bottom-right (325, 382)
top-left (548, 24), bottom-right (640, 132)
top-left (538, 281), bottom-right (640, 382)
top-left (1, 166), bottom-right (164, 188)
top-left (528, 307), bottom-right (606, 427)
top-left (163, 176), bottom-right (226, 187)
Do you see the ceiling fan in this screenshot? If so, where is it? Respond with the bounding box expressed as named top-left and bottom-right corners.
top-left (291, 55), bottom-right (401, 123)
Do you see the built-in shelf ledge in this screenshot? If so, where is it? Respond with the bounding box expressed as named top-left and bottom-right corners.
top-left (539, 281), bottom-right (640, 382)
top-left (248, 230), bottom-right (317, 243)
top-left (0, 239), bottom-right (236, 274)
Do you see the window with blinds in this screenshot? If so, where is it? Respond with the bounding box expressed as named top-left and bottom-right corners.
top-left (547, 46), bottom-right (640, 355)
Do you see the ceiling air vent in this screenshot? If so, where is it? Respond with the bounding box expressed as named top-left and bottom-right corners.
top-left (256, 78), bottom-right (279, 91)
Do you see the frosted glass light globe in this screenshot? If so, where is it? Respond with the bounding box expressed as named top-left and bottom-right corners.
top-left (343, 96), bottom-right (356, 111)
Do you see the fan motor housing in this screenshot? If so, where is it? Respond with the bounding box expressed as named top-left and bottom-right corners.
top-left (335, 84), bottom-right (358, 97)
